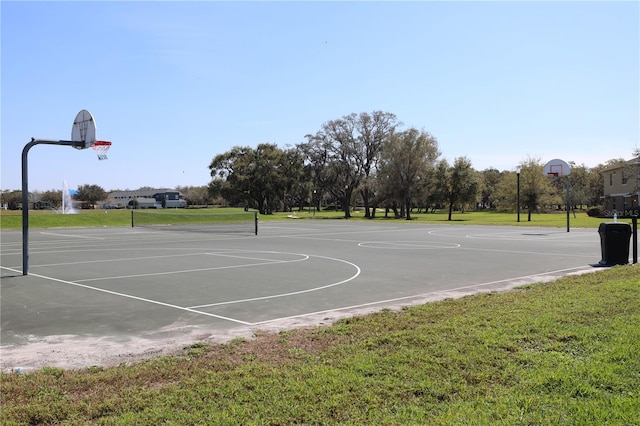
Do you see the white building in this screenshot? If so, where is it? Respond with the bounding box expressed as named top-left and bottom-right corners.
top-left (106, 188), bottom-right (187, 209)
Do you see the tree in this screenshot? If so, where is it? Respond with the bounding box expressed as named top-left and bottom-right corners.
top-left (208, 144), bottom-right (306, 215)
top-left (431, 160), bottom-right (451, 212)
top-left (301, 111), bottom-right (399, 218)
top-left (75, 184), bottom-right (107, 208)
top-left (585, 165), bottom-right (605, 207)
top-left (442, 157), bottom-right (479, 221)
top-left (492, 170), bottom-right (518, 212)
top-left (565, 163), bottom-right (590, 209)
top-left (279, 147), bottom-right (311, 212)
top-left (208, 145), bottom-right (253, 208)
top-left (352, 111), bottom-right (400, 218)
top-left (176, 186), bottom-right (213, 207)
top-left (517, 157), bottom-right (553, 221)
top-left (0, 190), bottom-right (22, 210)
top-left (37, 189), bottom-right (63, 209)
top-left (377, 128), bottom-right (440, 219)
top-left (478, 168), bottom-right (502, 209)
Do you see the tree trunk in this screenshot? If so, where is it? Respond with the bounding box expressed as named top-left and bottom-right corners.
top-left (361, 188), bottom-right (371, 218)
top-left (448, 202), bottom-right (454, 221)
top-left (342, 195), bottom-right (351, 218)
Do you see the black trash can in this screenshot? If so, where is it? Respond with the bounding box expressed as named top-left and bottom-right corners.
top-left (598, 222), bottom-right (632, 266)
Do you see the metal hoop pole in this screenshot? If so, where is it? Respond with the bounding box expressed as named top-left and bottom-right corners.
top-left (566, 176), bottom-right (570, 233)
top-left (21, 139), bottom-right (84, 275)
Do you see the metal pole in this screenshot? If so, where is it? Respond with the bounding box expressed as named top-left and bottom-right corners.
top-left (254, 212), bottom-right (258, 235)
top-left (632, 216), bottom-right (637, 264)
top-left (21, 140), bottom-right (37, 275)
top-left (517, 172), bottom-right (520, 222)
top-left (566, 176), bottom-right (570, 232)
top-left (21, 139), bottom-right (84, 275)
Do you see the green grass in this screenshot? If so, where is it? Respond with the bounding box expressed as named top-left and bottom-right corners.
top-left (273, 208), bottom-right (614, 229)
top-left (0, 207), bottom-right (621, 230)
top-left (1, 266), bottom-right (639, 425)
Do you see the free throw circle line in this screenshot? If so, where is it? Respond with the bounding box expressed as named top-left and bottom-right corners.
top-left (188, 254), bottom-right (361, 309)
top-left (358, 241), bottom-right (460, 249)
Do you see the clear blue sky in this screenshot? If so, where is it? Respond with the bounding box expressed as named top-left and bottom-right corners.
top-left (2, 1), bottom-right (638, 192)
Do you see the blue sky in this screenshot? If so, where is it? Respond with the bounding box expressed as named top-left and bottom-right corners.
top-left (2, 1), bottom-right (638, 192)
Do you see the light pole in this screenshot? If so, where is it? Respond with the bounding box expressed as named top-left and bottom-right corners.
top-left (517, 171), bottom-right (521, 223)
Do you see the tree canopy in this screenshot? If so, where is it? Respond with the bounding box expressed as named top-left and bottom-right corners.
top-left (75, 184), bottom-right (107, 208)
top-left (202, 111), bottom-right (612, 218)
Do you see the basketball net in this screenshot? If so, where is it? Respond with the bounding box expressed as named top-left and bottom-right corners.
top-left (92, 141), bottom-right (112, 160)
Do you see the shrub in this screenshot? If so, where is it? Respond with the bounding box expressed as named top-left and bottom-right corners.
top-left (586, 206), bottom-right (604, 217)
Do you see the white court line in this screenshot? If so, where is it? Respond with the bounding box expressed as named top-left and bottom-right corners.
top-left (358, 241), bottom-right (460, 249)
top-left (248, 265), bottom-right (594, 326)
top-left (25, 252), bottom-right (221, 268)
top-left (25, 250), bottom-right (307, 269)
top-left (75, 256), bottom-right (308, 283)
top-left (205, 252), bottom-right (308, 263)
top-left (188, 254), bottom-right (361, 309)
top-left (427, 228), bottom-right (595, 241)
top-left (0, 251), bottom-right (360, 325)
top-left (275, 227), bottom-right (406, 240)
top-left (457, 246), bottom-right (595, 258)
top-left (0, 266), bottom-right (252, 325)
top-left (39, 232), bottom-right (105, 240)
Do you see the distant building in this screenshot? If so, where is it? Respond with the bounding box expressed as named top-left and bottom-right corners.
top-left (16, 193), bottom-right (52, 210)
top-left (106, 188), bottom-right (187, 209)
top-left (601, 156), bottom-right (640, 216)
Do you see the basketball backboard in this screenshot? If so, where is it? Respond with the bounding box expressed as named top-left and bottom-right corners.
top-left (71, 109), bottom-right (97, 149)
top-left (543, 158), bottom-right (571, 177)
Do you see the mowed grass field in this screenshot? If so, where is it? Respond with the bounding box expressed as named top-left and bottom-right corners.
top-left (0, 207), bottom-right (624, 230)
top-left (1, 208), bottom-right (638, 424)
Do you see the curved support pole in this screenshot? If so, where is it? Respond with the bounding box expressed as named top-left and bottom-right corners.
top-left (21, 139), bottom-right (84, 275)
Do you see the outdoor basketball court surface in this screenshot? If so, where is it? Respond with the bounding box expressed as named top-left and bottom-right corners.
top-left (1, 220), bottom-right (603, 371)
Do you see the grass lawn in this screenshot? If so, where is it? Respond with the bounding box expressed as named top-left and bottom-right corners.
top-left (0, 207), bottom-right (624, 230)
top-left (1, 266), bottom-right (638, 425)
top-left (1, 208), bottom-right (638, 424)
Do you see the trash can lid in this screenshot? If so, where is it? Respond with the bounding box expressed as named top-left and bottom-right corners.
top-left (599, 222), bottom-right (632, 232)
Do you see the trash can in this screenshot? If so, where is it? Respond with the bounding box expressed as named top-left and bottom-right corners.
top-left (598, 222), bottom-right (632, 266)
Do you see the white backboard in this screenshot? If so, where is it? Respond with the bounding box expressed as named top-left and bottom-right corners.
top-left (71, 109), bottom-right (97, 149)
top-left (543, 158), bottom-right (571, 176)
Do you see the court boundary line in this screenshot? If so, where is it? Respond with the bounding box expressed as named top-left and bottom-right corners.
top-left (0, 251), bottom-right (362, 326)
top-left (0, 262), bottom-right (594, 328)
top-left (249, 265), bottom-right (595, 325)
top-left (0, 266), bottom-right (252, 325)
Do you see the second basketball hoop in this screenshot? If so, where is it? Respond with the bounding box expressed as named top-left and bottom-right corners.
top-left (544, 158), bottom-right (572, 232)
top-left (543, 158), bottom-right (571, 177)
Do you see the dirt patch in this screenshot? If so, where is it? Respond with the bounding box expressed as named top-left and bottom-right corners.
top-left (0, 310), bottom-right (357, 373)
top-left (3, 272), bottom-right (590, 373)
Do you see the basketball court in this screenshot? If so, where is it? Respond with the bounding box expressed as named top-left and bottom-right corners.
top-left (1, 220), bottom-right (603, 371)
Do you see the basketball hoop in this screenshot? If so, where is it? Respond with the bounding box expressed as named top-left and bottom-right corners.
top-left (547, 172), bottom-right (559, 178)
top-left (92, 141), bottom-right (112, 160)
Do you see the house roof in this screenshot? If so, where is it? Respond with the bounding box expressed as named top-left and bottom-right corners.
top-left (108, 188), bottom-right (182, 198)
top-left (601, 156), bottom-right (640, 172)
